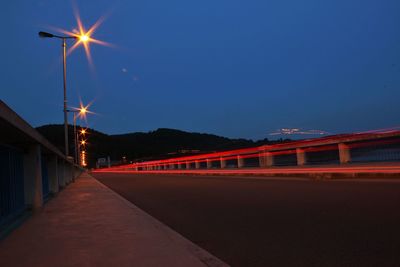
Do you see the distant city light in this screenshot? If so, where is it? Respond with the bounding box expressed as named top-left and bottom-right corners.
top-left (269, 128), bottom-right (330, 136)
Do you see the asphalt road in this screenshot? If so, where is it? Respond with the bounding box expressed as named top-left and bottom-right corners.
top-left (92, 173), bottom-right (400, 267)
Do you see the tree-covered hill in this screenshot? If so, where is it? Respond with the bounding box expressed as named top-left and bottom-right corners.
top-left (36, 124), bottom-right (287, 167)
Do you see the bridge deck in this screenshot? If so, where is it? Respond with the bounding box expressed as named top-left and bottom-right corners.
top-left (0, 173), bottom-right (227, 267)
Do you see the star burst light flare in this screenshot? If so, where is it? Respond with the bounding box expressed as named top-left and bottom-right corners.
top-left (70, 99), bottom-right (96, 125)
top-left (51, 7), bottom-right (113, 67)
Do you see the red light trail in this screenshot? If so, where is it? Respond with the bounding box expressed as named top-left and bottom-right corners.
top-left (93, 164), bottom-right (400, 175)
top-left (94, 129), bottom-right (400, 176)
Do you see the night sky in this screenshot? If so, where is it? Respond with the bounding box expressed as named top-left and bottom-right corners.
top-left (1, 0), bottom-right (400, 140)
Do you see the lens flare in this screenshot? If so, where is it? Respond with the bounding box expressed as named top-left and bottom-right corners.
top-left (79, 34), bottom-right (89, 43)
top-left (49, 4), bottom-right (113, 68)
top-left (70, 99), bottom-right (96, 125)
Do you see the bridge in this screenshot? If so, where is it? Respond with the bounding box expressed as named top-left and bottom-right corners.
top-left (0, 100), bottom-right (82, 226)
top-left (96, 128), bottom-right (400, 178)
top-left (1, 100), bottom-right (400, 267)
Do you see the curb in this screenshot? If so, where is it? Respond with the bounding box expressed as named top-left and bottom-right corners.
top-left (91, 175), bottom-right (229, 267)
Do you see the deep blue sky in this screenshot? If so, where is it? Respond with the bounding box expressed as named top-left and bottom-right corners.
top-left (1, 0), bottom-right (400, 139)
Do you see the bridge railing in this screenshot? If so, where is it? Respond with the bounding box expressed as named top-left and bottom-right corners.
top-left (0, 100), bottom-right (83, 230)
top-left (105, 129), bottom-right (400, 172)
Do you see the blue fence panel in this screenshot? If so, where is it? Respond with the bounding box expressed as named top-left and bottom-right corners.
top-left (306, 149), bottom-right (340, 165)
top-left (350, 137), bottom-right (400, 163)
top-left (274, 151), bottom-right (297, 166)
top-left (243, 156), bottom-right (260, 168)
top-left (0, 145), bottom-right (25, 228)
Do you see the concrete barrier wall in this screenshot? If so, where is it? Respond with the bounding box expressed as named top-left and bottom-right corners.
top-left (0, 100), bottom-right (84, 228)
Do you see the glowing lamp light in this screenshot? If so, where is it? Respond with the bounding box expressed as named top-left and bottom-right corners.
top-left (81, 149), bottom-right (87, 167)
top-left (73, 101), bottom-right (95, 122)
top-left (80, 107), bottom-right (87, 114)
top-left (46, 5), bottom-right (113, 67)
top-left (79, 34), bottom-right (89, 43)
top-left (81, 129), bottom-right (87, 135)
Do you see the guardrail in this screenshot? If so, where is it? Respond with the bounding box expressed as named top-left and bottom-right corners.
top-left (100, 129), bottom-right (400, 172)
top-left (0, 100), bottom-right (83, 230)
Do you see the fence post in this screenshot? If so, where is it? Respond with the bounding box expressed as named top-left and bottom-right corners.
top-left (296, 148), bottom-right (307, 166)
top-left (338, 143), bottom-right (351, 164)
top-left (266, 152), bottom-right (274, 167)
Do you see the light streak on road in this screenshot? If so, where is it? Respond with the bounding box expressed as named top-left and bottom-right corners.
top-left (94, 128), bottom-right (400, 175)
top-left (93, 163), bottom-right (400, 175)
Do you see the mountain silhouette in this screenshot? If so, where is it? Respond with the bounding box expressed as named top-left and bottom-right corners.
top-left (36, 124), bottom-right (288, 167)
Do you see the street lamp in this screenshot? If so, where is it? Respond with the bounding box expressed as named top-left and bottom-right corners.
top-left (67, 106), bottom-right (87, 164)
top-left (78, 129), bottom-right (87, 167)
top-left (38, 31), bottom-right (89, 158)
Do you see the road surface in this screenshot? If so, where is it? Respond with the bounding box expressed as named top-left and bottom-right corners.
top-left (92, 173), bottom-right (400, 267)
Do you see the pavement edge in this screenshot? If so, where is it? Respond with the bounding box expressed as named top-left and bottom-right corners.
top-left (89, 174), bottom-right (230, 267)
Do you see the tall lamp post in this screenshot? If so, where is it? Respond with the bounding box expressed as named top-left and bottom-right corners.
top-left (38, 31), bottom-right (78, 158)
top-left (67, 107), bottom-right (87, 164)
top-left (79, 128), bottom-right (88, 166)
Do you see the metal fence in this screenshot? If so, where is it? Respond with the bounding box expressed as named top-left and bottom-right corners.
top-left (0, 145), bottom-right (25, 228)
top-left (100, 130), bottom-right (400, 172)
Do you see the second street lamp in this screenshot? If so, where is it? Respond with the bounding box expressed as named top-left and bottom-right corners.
top-left (67, 107), bottom-right (87, 164)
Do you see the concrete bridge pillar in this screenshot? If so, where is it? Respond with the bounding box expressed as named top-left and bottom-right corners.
top-left (23, 144), bottom-right (43, 210)
top-left (186, 162), bottom-right (190, 169)
top-left (220, 157), bottom-right (226, 168)
top-left (177, 163), bottom-right (182, 169)
top-left (296, 148), bottom-right (307, 166)
top-left (195, 161), bottom-right (200, 169)
top-left (339, 143), bottom-right (351, 164)
top-left (266, 152), bottom-right (274, 167)
top-left (237, 155), bottom-right (244, 168)
top-left (170, 163), bottom-right (175, 170)
top-left (47, 155), bottom-right (59, 194)
top-left (206, 159), bottom-right (212, 169)
top-left (259, 150), bottom-right (274, 167)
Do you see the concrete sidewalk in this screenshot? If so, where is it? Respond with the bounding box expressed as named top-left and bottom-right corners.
top-left (0, 173), bottom-right (227, 267)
